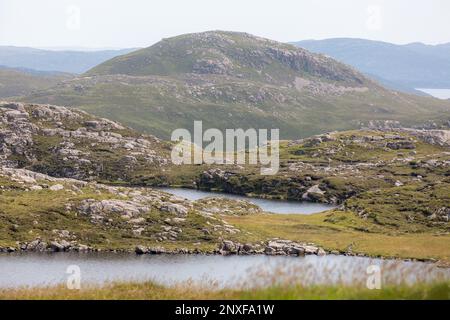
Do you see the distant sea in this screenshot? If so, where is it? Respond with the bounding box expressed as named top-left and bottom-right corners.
top-left (416, 88), bottom-right (450, 99)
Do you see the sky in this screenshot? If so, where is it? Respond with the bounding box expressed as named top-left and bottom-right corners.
top-left (0, 0), bottom-right (449, 49)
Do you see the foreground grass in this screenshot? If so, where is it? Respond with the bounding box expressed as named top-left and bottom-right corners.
top-left (1, 281), bottom-right (448, 300)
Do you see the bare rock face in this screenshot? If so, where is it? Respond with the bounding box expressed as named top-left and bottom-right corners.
top-left (429, 207), bottom-right (450, 222)
top-left (0, 167), bottom-right (87, 186)
top-left (402, 129), bottom-right (450, 147)
top-left (193, 55), bottom-right (233, 75)
top-left (302, 185), bottom-right (326, 202)
top-left (78, 199), bottom-right (151, 222)
top-left (84, 119), bottom-right (125, 131)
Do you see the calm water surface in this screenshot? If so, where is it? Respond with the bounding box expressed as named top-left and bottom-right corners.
top-left (160, 187), bottom-right (334, 214)
top-left (0, 253), bottom-right (448, 289)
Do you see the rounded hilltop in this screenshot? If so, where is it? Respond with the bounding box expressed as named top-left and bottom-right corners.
top-left (85, 30), bottom-right (367, 86)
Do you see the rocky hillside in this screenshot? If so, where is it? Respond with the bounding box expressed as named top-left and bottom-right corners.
top-left (0, 101), bottom-right (170, 182)
top-left (23, 31), bottom-right (450, 139)
top-left (0, 101), bottom-right (448, 258)
top-left (194, 129), bottom-right (450, 232)
top-left (0, 166), bottom-right (252, 253)
top-left (86, 31), bottom-right (367, 85)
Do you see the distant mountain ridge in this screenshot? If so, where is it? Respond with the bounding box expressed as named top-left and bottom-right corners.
top-left (0, 46), bottom-right (137, 74)
top-left (292, 38), bottom-right (450, 91)
top-left (23, 31), bottom-right (450, 139)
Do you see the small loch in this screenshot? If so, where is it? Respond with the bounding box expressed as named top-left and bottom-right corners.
top-left (159, 188), bottom-right (335, 214)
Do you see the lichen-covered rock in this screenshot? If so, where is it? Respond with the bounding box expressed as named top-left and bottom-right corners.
top-left (78, 199), bottom-right (151, 221)
top-left (159, 202), bottom-right (189, 216)
top-left (194, 197), bottom-right (262, 216)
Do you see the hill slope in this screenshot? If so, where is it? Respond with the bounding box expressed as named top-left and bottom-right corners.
top-left (0, 66), bottom-right (72, 98)
top-left (0, 101), bottom-right (170, 182)
top-left (293, 38), bottom-right (450, 90)
top-left (0, 46), bottom-right (137, 74)
top-left (24, 31), bottom-right (450, 139)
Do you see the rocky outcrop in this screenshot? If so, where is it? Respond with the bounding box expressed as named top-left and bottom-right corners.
top-left (78, 199), bottom-right (151, 222)
top-left (0, 165), bottom-right (241, 248)
top-left (194, 197), bottom-right (262, 216)
top-left (386, 141), bottom-right (415, 150)
top-left (160, 202), bottom-right (190, 216)
top-left (302, 185), bottom-right (326, 202)
top-left (217, 239), bottom-right (326, 256)
top-left (402, 129), bottom-right (450, 147)
top-left (0, 101), bottom-right (169, 180)
top-left (0, 166), bottom-right (87, 187)
top-left (13, 238), bottom-right (91, 253)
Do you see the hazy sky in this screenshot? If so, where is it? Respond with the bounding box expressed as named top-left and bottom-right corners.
top-left (1, 0), bottom-right (449, 49)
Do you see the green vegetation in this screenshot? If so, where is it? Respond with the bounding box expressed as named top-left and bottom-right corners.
top-left (0, 182), bottom-right (223, 251)
top-left (225, 212), bottom-right (450, 262)
top-left (1, 103), bottom-right (449, 266)
top-left (1, 281), bottom-right (448, 300)
top-left (0, 67), bottom-right (71, 99)
top-left (23, 31), bottom-right (450, 139)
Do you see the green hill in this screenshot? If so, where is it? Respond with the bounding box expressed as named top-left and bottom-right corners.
top-left (24, 31), bottom-right (450, 139)
top-left (0, 66), bottom-right (72, 98)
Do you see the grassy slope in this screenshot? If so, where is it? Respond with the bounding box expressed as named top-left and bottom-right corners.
top-left (25, 77), bottom-right (450, 139)
top-left (0, 177), bottom-right (226, 252)
top-left (0, 68), bottom-right (71, 98)
top-left (22, 31), bottom-right (450, 139)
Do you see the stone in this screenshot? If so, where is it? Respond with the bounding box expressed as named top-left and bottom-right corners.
top-left (263, 239), bottom-right (325, 257)
top-left (288, 246), bottom-right (306, 256)
top-left (49, 241), bottom-right (65, 252)
top-left (135, 245), bottom-right (148, 255)
top-left (242, 243), bottom-right (254, 252)
top-left (386, 141), bottom-right (415, 150)
top-left (148, 247), bottom-right (166, 254)
top-left (78, 199), bottom-right (150, 220)
top-left (26, 239), bottom-right (47, 252)
top-left (219, 240), bottom-right (240, 255)
top-left (306, 185), bottom-right (325, 195)
top-left (160, 203), bottom-right (189, 216)
top-left (394, 180), bottom-right (404, 187)
top-left (49, 184), bottom-right (64, 191)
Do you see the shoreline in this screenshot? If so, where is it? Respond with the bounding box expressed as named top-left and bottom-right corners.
top-left (0, 245), bottom-right (447, 267)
